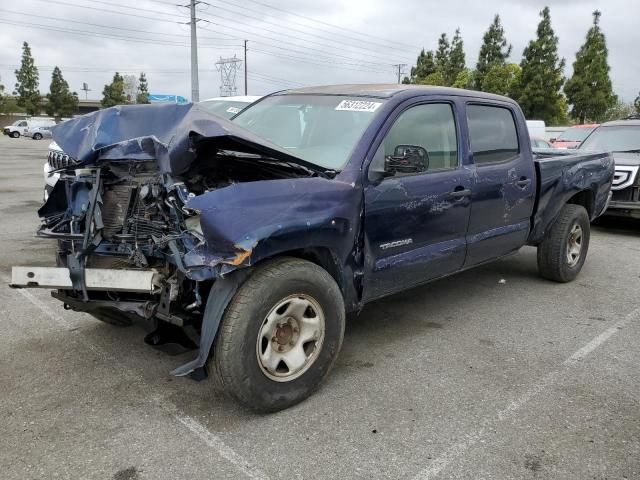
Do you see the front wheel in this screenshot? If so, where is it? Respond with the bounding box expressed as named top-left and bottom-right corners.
top-left (537, 204), bottom-right (590, 282)
top-left (209, 257), bottom-right (345, 412)
top-left (10, 131), bottom-right (19, 138)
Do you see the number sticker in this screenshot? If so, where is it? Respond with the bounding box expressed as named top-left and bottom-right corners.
top-left (335, 100), bottom-right (382, 112)
top-left (226, 107), bottom-right (241, 114)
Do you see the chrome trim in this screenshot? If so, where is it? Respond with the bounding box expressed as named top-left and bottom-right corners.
top-left (611, 165), bottom-right (639, 191)
top-left (47, 150), bottom-right (76, 170)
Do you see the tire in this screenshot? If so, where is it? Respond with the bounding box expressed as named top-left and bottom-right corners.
top-left (209, 257), bottom-right (345, 412)
top-left (537, 204), bottom-right (590, 282)
top-left (10, 131), bottom-right (20, 138)
top-left (33, 133), bottom-right (42, 140)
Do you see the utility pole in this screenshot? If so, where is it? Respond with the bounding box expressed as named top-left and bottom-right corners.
top-left (394, 64), bottom-right (408, 84)
top-left (189, 0), bottom-right (200, 102)
top-left (244, 40), bottom-right (248, 95)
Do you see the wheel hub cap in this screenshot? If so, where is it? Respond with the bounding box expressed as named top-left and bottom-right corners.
top-left (566, 223), bottom-right (583, 267)
top-left (256, 294), bottom-right (325, 382)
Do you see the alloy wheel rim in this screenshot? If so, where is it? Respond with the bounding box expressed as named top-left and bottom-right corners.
top-left (256, 294), bottom-right (325, 382)
top-left (566, 223), bottom-right (583, 267)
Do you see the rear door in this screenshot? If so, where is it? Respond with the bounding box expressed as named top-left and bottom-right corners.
top-left (363, 100), bottom-right (472, 300)
top-left (464, 103), bottom-right (536, 266)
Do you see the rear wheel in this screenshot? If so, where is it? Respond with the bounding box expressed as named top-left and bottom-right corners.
top-left (537, 204), bottom-right (590, 282)
top-left (33, 133), bottom-right (43, 140)
top-left (209, 257), bottom-right (345, 412)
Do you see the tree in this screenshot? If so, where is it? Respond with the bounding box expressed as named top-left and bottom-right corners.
top-left (474, 15), bottom-right (512, 90)
top-left (435, 33), bottom-right (450, 77)
top-left (603, 98), bottom-right (634, 121)
top-left (452, 69), bottom-right (473, 89)
top-left (635, 92), bottom-right (640, 115)
top-left (13, 42), bottom-right (41, 115)
top-left (417, 71), bottom-right (445, 86)
top-left (137, 72), bottom-right (150, 104)
top-left (481, 63), bottom-right (521, 97)
top-left (410, 29), bottom-right (466, 87)
top-left (101, 72), bottom-right (126, 108)
top-left (515, 7), bottom-right (567, 124)
top-left (409, 49), bottom-right (437, 83)
top-left (447, 29), bottom-right (466, 86)
top-left (46, 66), bottom-right (78, 119)
top-left (564, 11), bottom-right (617, 123)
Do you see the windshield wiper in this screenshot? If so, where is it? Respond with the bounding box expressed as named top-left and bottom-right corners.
top-left (218, 150), bottom-right (334, 178)
top-left (614, 149), bottom-right (640, 154)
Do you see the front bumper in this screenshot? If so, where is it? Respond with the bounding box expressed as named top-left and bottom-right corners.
top-left (10, 266), bottom-right (162, 293)
top-left (605, 200), bottom-right (640, 219)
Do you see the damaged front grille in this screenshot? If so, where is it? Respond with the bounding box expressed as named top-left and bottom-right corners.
top-left (101, 182), bottom-right (178, 241)
top-left (47, 150), bottom-right (76, 169)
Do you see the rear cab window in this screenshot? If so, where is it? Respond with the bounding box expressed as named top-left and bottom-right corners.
top-left (467, 104), bottom-right (519, 164)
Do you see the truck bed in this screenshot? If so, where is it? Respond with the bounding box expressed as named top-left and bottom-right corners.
top-left (528, 152), bottom-right (614, 244)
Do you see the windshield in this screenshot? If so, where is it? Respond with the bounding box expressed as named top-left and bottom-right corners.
top-left (579, 125), bottom-right (640, 152)
top-left (199, 100), bottom-right (252, 119)
top-left (557, 126), bottom-right (595, 142)
top-left (232, 94), bottom-right (386, 170)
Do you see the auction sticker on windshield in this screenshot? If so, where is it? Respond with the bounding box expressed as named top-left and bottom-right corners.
top-left (335, 100), bottom-right (382, 112)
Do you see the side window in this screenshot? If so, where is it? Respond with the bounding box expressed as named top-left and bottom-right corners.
top-left (467, 104), bottom-right (519, 164)
top-left (371, 103), bottom-right (458, 177)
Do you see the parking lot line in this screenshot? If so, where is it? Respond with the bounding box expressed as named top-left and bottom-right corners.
top-left (412, 306), bottom-right (640, 480)
top-left (5, 279), bottom-right (271, 480)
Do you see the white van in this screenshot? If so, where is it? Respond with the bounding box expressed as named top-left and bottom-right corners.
top-left (3, 118), bottom-right (55, 138)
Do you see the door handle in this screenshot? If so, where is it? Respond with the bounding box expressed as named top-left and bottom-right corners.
top-left (450, 187), bottom-right (471, 199)
top-left (516, 177), bottom-right (531, 188)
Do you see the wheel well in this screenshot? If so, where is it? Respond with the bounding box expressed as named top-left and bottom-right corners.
top-left (276, 248), bottom-right (343, 293)
top-left (567, 189), bottom-right (594, 218)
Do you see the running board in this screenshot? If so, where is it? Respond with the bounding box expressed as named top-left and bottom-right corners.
top-left (10, 266), bottom-right (161, 293)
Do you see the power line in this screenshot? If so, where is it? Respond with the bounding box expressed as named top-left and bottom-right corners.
top-left (163, 0), bottom-right (411, 63)
top-left (0, 9), bottom-right (239, 43)
top-left (222, 0), bottom-right (420, 51)
top-left (248, 48), bottom-right (393, 75)
top-left (198, 24), bottom-right (397, 72)
top-left (194, 9), bottom-right (412, 67)
top-left (0, 18), bottom-right (240, 49)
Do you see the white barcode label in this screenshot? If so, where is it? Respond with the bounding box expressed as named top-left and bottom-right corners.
top-left (335, 100), bottom-right (382, 112)
top-left (226, 107), bottom-right (241, 114)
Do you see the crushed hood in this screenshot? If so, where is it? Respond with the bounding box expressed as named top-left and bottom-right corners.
top-left (52, 102), bottom-right (321, 175)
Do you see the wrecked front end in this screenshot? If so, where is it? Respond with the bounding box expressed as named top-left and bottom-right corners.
top-left (29, 160), bottom-right (214, 329)
top-left (11, 103), bottom-right (363, 375)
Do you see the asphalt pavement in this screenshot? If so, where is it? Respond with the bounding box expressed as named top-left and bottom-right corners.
top-left (1, 133), bottom-right (638, 480)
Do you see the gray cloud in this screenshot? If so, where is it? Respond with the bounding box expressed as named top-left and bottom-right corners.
top-left (0, 0), bottom-right (637, 102)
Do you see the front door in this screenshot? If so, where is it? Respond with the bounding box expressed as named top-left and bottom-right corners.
top-left (464, 103), bottom-right (536, 266)
top-left (363, 101), bottom-right (472, 301)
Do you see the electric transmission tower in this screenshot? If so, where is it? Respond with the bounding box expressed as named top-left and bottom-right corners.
top-left (215, 55), bottom-right (242, 97)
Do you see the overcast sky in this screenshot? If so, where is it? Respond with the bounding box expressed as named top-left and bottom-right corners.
top-left (0, 0), bottom-right (638, 103)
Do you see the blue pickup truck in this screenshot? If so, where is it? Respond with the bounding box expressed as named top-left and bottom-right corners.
top-left (11, 85), bottom-right (613, 411)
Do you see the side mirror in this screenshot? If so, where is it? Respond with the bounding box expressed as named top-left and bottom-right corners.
top-left (549, 138), bottom-right (557, 143)
top-left (384, 145), bottom-right (429, 176)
